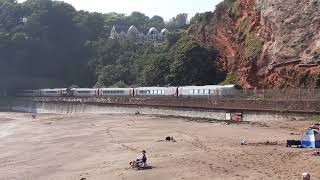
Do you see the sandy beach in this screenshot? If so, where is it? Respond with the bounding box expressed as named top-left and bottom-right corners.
top-left (0, 112), bottom-right (318, 180)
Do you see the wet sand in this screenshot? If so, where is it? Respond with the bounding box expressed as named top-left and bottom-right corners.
top-left (0, 112), bottom-right (318, 180)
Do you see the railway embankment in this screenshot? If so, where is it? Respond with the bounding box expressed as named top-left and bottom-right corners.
top-left (1, 97), bottom-right (318, 122)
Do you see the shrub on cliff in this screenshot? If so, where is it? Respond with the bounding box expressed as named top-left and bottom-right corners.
top-left (223, 73), bottom-right (240, 85)
top-left (245, 33), bottom-right (264, 59)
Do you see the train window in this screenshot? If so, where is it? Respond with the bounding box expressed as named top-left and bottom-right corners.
top-left (79, 91), bottom-right (91, 94)
top-left (204, 89), bottom-right (209, 94)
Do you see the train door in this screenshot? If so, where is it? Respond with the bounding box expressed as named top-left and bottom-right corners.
top-left (130, 88), bottom-right (135, 97)
top-left (96, 89), bottom-right (100, 97)
top-left (176, 87), bottom-right (179, 98)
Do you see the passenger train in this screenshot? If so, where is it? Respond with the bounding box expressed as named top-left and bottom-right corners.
top-left (18, 85), bottom-right (241, 98)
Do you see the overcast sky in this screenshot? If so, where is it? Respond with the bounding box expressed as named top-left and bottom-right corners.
top-left (18, 0), bottom-right (223, 20)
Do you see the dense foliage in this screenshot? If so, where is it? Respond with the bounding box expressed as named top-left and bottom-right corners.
top-left (0, 0), bottom-right (225, 91)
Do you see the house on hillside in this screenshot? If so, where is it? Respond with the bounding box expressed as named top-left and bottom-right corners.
top-left (109, 25), bottom-right (169, 45)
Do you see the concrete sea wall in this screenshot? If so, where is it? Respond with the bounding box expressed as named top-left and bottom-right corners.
top-left (0, 99), bottom-right (310, 122)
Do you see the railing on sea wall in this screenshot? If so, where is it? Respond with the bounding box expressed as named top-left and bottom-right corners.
top-left (228, 89), bottom-right (320, 101)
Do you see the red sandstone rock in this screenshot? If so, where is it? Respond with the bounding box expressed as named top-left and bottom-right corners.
top-left (188, 0), bottom-right (320, 88)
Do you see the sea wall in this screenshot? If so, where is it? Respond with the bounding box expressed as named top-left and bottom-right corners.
top-left (0, 99), bottom-right (310, 122)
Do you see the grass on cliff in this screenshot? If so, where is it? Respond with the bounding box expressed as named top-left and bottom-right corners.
top-left (223, 73), bottom-right (240, 85)
top-left (245, 32), bottom-right (264, 59)
top-left (239, 17), bottom-right (253, 38)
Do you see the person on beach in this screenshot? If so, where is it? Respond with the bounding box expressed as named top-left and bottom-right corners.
top-left (136, 150), bottom-right (147, 167)
top-left (130, 150), bottom-right (147, 169)
top-left (32, 112), bottom-right (37, 119)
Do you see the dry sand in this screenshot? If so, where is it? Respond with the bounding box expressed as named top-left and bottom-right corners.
top-left (0, 112), bottom-right (319, 180)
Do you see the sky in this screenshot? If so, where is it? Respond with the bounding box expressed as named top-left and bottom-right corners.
top-left (19, 0), bottom-right (223, 21)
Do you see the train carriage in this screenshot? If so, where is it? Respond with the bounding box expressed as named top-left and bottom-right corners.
top-left (40, 88), bottom-right (67, 97)
top-left (178, 85), bottom-right (240, 98)
top-left (99, 88), bottom-right (134, 97)
top-left (18, 84), bottom-right (241, 99)
top-left (72, 88), bottom-right (99, 97)
top-left (134, 87), bottom-right (178, 97)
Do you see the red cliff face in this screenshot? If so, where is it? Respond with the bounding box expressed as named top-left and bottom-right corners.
top-left (188, 0), bottom-right (320, 88)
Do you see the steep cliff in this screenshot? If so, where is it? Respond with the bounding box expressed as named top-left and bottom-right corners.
top-left (189, 0), bottom-right (320, 88)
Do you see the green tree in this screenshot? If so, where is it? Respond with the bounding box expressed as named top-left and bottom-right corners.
top-left (165, 17), bottom-right (178, 31)
top-left (139, 54), bottom-right (171, 86)
top-left (148, 15), bottom-right (165, 29)
top-left (95, 65), bottom-right (129, 87)
top-left (167, 37), bottom-right (221, 86)
top-left (128, 11), bottom-right (149, 32)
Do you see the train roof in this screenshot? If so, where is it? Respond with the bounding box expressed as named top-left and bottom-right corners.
top-left (179, 84), bottom-right (238, 88)
top-left (99, 88), bottom-right (133, 90)
top-left (40, 88), bottom-right (67, 91)
top-left (135, 87), bottom-right (177, 90)
top-left (71, 88), bottom-right (98, 90)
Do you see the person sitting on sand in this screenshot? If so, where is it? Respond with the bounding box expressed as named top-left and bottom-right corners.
top-left (137, 150), bottom-right (147, 166)
top-left (136, 150), bottom-right (147, 167)
top-left (130, 150), bottom-right (147, 169)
